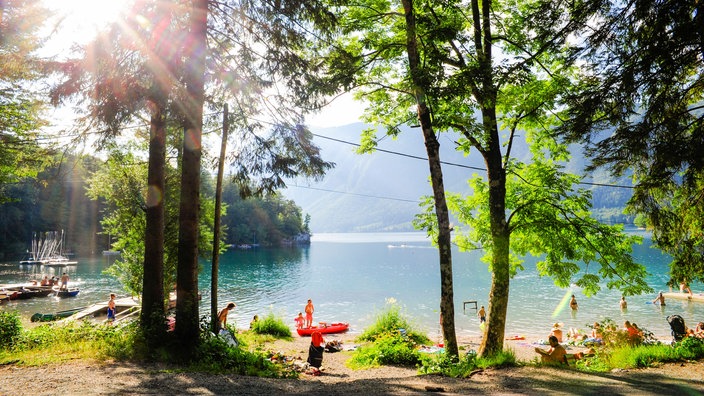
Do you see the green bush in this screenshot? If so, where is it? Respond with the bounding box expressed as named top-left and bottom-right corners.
top-left (674, 336), bottom-right (704, 360)
top-left (349, 303), bottom-right (431, 369)
top-left (358, 303), bottom-right (429, 345)
top-left (250, 313), bottom-right (292, 339)
top-left (349, 331), bottom-right (422, 368)
top-left (0, 311), bottom-right (22, 349)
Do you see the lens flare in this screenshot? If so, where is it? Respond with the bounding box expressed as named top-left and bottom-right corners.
top-left (552, 288), bottom-right (573, 318)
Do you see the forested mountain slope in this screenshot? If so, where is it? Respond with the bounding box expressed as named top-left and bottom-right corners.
top-left (282, 123), bottom-right (634, 233)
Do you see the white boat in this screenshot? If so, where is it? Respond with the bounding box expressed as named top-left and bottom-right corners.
top-left (662, 292), bottom-right (704, 303)
top-left (21, 231), bottom-right (78, 266)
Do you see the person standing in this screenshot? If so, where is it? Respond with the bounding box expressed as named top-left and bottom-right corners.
top-left (477, 305), bottom-right (486, 323)
top-left (107, 293), bottom-right (117, 322)
top-left (217, 302), bottom-right (236, 332)
top-left (60, 273), bottom-right (69, 291)
top-left (619, 296), bottom-right (627, 310)
top-left (305, 299), bottom-right (315, 328)
top-left (569, 294), bottom-right (578, 310)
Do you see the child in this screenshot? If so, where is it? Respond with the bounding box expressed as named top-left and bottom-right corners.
top-left (305, 299), bottom-right (314, 328)
top-left (107, 293), bottom-right (116, 322)
top-left (250, 315), bottom-right (259, 329)
top-left (477, 305), bottom-right (486, 323)
top-left (295, 312), bottom-right (305, 329)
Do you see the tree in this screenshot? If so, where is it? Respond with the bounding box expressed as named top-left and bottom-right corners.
top-left (0, 0), bottom-right (50, 204)
top-left (319, 0), bottom-right (652, 357)
top-left (556, 0), bottom-right (704, 285)
top-left (85, 139), bottom-right (218, 300)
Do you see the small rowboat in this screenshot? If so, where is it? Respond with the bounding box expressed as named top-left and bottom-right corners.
top-left (297, 322), bottom-right (349, 336)
top-left (55, 288), bottom-right (80, 298)
top-left (31, 306), bottom-right (88, 322)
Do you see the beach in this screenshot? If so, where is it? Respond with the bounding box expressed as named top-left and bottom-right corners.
top-left (1, 332), bottom-right (703, 395)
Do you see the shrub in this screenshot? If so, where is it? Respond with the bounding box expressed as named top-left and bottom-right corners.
top-left (358, 303), bottom-right (429, 345)
top-left (0, 311), bottom-right (22, 349)
top-left (250, 313), bottom-right (292, 339)
top-left (349, 331), bottom-right (422, 368)
top-left (349, 303), bottom-right (431, 369)
top-left (419, 348), bottom-right (517, 377)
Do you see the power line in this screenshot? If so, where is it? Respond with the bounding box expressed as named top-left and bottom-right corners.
top-left (311, 132), bottom-right (635, 190)
top-left (288, 184), bottom-right (420, 203)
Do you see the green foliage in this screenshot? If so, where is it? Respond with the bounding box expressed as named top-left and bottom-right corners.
top-left (349, 302), bottom-right (430, 368)
top-left (0, 0), bottom-right (50, 205)
top-left (193, 335), bottom-right (293, 377)
top-left (446, 152), bottom-right (652, 297)
top-left (348, 331), bottom-right (422, 369)
top-left (418, 349), bottom-right (517, 377)
top-left (673, 336), bottom-right (704, 360)
top-left (575, 322), bottom-right (704, 372)
top-left (250, 313), bottom-right (292, 339)
top-left (358, 303), bottom-right (429, 345)
top-left (221, 181), bottom-right (311, 246)
top-left (0, 311), bottom-right (22, 349)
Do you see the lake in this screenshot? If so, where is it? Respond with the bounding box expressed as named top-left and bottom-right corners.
top-left (1, 230), bottom-right (703, 340)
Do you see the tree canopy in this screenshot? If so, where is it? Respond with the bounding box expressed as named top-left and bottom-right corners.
top-left (558, 0), bottom-right (704, 284)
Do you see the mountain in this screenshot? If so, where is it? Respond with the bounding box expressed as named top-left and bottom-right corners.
top-left (281, 123), bottom-right (633, 233)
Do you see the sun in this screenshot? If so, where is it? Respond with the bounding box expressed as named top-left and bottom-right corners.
top-left (40, 0), bottom-right (132, 56)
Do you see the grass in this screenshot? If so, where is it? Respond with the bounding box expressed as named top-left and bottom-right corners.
top-left (0, 311), bottom-right (296, 377)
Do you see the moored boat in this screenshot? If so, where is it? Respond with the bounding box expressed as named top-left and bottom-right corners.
top-left (55, 288), bottom-right (80, 298)
top-left (662, 292), bottom-right (704, 303)
top-left (296, 322), bottom-right (349, 336)
top-left (31, 306), bottom-right (88, 322)
top-left (13, 287), bottom-right (54, 299)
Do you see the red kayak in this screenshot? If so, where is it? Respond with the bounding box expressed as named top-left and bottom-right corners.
top-left (297, 322), bottom-right (349, 336)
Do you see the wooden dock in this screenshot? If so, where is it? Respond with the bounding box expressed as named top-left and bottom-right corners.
top-left (63, 296), bottom-right (140, 321)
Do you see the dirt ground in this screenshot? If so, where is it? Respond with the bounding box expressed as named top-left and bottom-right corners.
top-left (1, 334), bottom-right (703, 395)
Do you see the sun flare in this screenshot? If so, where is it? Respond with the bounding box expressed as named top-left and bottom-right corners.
top-left (41, 0), bottom-right (132, 54)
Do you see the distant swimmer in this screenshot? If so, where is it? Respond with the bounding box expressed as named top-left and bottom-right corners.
top-left (620, 296), bottom-right (627, 310)
top-left (652, 291), bottom-right (666, 306)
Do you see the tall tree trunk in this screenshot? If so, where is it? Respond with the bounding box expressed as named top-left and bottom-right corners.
top-left (478, 103), bottom-right (510, 357)
top-left (211, 104), bottom-right (229, 333)
top-left (176, 0), bottom-right (207, 355)
top-left (401, 0), bottom-right (458, 357)
top-left (141, 99), bottom-right (166, 347)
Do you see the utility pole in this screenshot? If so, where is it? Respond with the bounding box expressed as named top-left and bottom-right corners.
top-left (211, 103), bottom-right (229, 333)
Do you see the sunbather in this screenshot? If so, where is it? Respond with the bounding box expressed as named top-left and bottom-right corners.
top-left (534, 335), bottom-right (567, 365)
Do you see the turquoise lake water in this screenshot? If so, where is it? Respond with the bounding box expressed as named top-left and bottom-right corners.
top-left (1, 230), bottom-right (703, 340)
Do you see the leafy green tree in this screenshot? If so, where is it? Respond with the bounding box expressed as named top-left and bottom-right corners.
top-left (0, 0), bottom-right (50, 204)
top-left (557, 0), bottom-right (704, 284)
top-left (318, 0), bottom-right (652, 356)
top-left (85, 139), bottom-right (218, 300)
